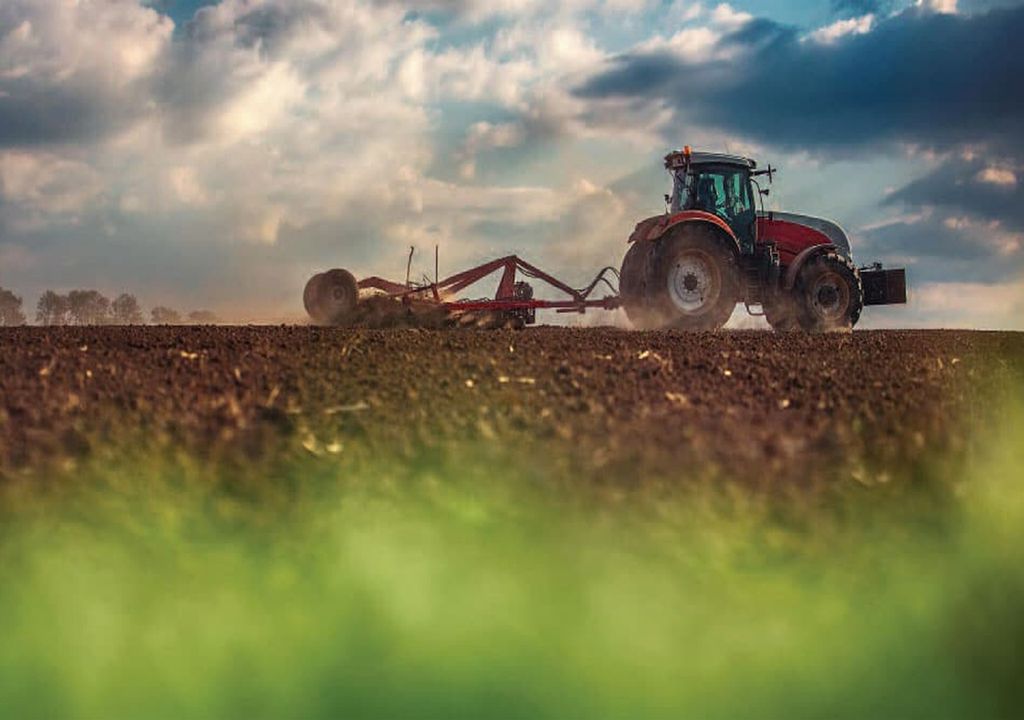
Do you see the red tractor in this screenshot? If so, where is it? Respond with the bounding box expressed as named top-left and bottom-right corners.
top-left (303, 147), bottom-right (905, 330)
top-left (619, 147), bottom-right (906, 331)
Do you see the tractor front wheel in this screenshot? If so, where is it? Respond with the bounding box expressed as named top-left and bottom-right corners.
top-left (794, 253), bottom-right (863, 332)
top-left (650, 226), bottom-right (739, 331)
top-left (304, 268), bottom-right (359, 325)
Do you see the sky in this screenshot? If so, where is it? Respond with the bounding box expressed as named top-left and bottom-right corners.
top-left (1, 0), bottom-right (1022, 327)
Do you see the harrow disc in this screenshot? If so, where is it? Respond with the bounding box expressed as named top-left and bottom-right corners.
top-left (304, 268), bottom-right (359, 325)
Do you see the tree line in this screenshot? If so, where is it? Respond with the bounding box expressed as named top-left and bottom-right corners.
top-left (0, 287), bottom-right (219, 326)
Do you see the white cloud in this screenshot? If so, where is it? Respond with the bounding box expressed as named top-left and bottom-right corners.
top-left (975, 166), bottom-right (1017, 187)
top-left (942, 216), bottom-right (1022, 256)
top-left (885, 280), bottom-right (1024, 330)
top-left (0, 151), bottom-right (104, 222)
top-left (915, 0), bottom-right (958, 14)
top-left (858, 209), bottom-right (932, 233)
top-left (639, 26), bottom-right (723, 61)
top-left (808, 14), bottom-right (875, 45)
top-left (709, 3), bottom-right (752, 29)
top-left (0, 0), bottom-right (171, 88)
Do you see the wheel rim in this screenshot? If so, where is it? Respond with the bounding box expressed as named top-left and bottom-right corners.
top-left (808, 271), bottom-right (850, 322)
top-left (667, 249), bottom-right (720, 314)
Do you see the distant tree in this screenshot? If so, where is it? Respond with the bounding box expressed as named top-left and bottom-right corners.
top-left (67, 289), bottom-right (111, 325)
top-left (187, 310), bottom-right (220, 325)
top-left (0, 287), bottom-right (26, 326)
top-left (151, 306), bottom-right (181, 325)
top-left (111, 293), bottom-right (144, 325)
top-left (36, 290), bottom-right (69, 326)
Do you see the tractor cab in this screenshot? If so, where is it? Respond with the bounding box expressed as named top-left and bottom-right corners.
top-left (666, 149), bottom-right (758, 253)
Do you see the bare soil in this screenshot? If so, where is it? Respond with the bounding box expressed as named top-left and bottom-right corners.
top-left (1, 327), bottom-right (1021, 485)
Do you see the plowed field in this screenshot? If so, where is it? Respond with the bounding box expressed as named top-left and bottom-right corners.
top-left (3, 327), bottom-right (1020, 483)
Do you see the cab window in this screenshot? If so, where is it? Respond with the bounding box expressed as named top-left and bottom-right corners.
top-left (680, 165), bottom-right (755, 247)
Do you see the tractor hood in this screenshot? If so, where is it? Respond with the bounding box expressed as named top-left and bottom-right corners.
top-left (758, 211), bottom-right (852, 260)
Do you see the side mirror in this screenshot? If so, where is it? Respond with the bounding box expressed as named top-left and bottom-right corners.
top-left (760, 188), bottom-right (770, 197)
top-left (752, 165), bottom-right (776, 184)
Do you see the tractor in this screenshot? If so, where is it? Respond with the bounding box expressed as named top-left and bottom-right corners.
top-left (620, 147), bottom-right (906, 331)
top-left (302, 147), bottom-right (906, 330)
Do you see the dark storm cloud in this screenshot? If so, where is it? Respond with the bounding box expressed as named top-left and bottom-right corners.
top-left (0, 2), bottom-right (165, 149)
top-left (0, 81), bottom-right (126, 147)
top-left (575, 6), bottom-right (1024, 156)
top-left (574, 53), bottom-right (680, 98)
top-left (860, 216), bottom-right (1019, 283)
top-left (720, 17), bottom-right (796, 48)
top-left (885, 159), bottom-right (1023, 231)
top-left (865, 217), bottom-right (993, 261)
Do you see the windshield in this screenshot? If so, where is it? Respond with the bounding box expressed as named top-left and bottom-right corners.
top-left (671, 164), bottom-right (755, 248)
top-left (674, 166), bottom-right (752, 219)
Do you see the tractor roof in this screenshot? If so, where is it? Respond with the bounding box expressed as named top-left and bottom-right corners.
top-left (689, 151), bottom-right (757, 169)
top-left (664, 149), bottom-right (757, 172)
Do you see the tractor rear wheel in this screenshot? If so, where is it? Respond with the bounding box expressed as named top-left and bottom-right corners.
top-left (794, 252), bottom-right (863, 332)
top-left (619, 239), bottom-right (659, 329)
top-left (304, 268), bottom-right (359, 325)
top-left (650, 226), bottom-right (739, 331)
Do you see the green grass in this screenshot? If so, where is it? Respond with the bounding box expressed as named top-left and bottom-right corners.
top-left (1, 404), bottom-right (1022, 719)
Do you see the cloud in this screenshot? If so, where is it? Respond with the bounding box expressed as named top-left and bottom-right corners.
top-left (0, 152), bottom-right (104, 225)
top-left (861, 212), bottom-right (1020, 272)
top-left (808, 14), bottom-right (876, 44)
top-left (885, 157), bottom-right (1024, 232)
top-left (864, 279), bottom-right (1024, 330)
top-left (575, 5), bottom-right (1024, 156)
top-left (976, 166), bottom-right (1017, 187)
top-left (0, 0), bottom-right (173, 147)
top-left (456, 121), bottom-right (527, 179)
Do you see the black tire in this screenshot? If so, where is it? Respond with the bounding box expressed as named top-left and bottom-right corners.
top-left (649, 225), bottom-right (740, 331)
top-left (619, 240), bottom-right (659, 329)
top-left (304, 268), bottom-right (359, 325)
top-left (794, 252), bottom-right (863, 332)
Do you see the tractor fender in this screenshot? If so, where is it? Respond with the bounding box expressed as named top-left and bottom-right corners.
top-left (783, 243), bottom-right (840, 291)
top-left (629, 211), bottom-right (741, 257)
top-left (628, 215), bottom-right (665, 244)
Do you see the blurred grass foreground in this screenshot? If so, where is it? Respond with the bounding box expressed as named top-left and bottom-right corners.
top-left (1, 397), bottom-right (1023, 719)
